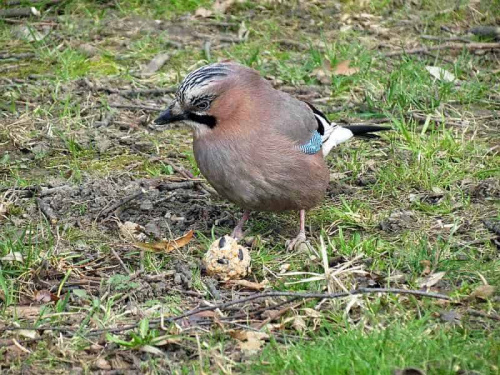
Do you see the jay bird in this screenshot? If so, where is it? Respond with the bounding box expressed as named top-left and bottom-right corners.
top-left (154, 62), bottom-right (387, 249)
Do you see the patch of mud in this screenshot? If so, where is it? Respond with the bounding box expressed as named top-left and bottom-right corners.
top-left (34, 177), bottom-right (235, 237)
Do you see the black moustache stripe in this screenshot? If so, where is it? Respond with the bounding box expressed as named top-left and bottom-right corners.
top-left (187, 112), bottom-right (217, 128)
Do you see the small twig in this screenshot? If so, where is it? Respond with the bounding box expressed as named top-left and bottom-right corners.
top-left (420, 35), bottom-right (472, 43)
top-left (96, 190), bottom-right (144, 219)
top-left (466, 309), bottom-right (500, 322)
top-left (36, 198), bottom-right (57, 224)
top-left (383, 42), bottom-right (500, 57)
top-left (0, 7), bottom-right (40, 17)
top-left (0, 288), bottom-right (450, 337)
top-left (107, 104), bottom-right (163, 112)
top-left (140, 53), bottom-right (171, 76)
top-left (157, 181), bottom-right (196, 191)
top-left (0, 52), bottom-right (36, 60)
top-left (118, 88), bottom-right (176, 98)
top-left (39, 185), bottom-right (73, 197)
top-left (7, 0), bottom-right (62, 5)
top-left (110, 247), bottom-right (131, 274)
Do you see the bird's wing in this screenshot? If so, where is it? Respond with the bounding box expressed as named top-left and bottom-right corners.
top-left (267, 91), bottom-right (321, 146)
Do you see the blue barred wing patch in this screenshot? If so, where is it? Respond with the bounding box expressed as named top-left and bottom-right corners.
top-left (298, 130), bottom-right (322, 155)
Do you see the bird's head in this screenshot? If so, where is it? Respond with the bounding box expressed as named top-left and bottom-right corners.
top-left (154, 62), bottom-right (264, 137)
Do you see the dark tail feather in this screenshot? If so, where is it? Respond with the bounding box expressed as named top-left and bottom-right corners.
top-left (343, 124), bottom-right (390, 139)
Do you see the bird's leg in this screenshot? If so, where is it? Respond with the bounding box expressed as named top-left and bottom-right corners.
top-left (231, 210), bottom-right (251, 240)
top-left (287, 209), bottom-right (307, 250)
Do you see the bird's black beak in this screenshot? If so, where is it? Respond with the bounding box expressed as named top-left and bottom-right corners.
top-left (154, 101), bottom-right (186, 126)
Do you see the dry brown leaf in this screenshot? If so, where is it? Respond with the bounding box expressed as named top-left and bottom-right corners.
top-left (152, 335), bottom-right (181, 346)
top-left (225, 279), bottom-right (268, 290)
top-left (95, 358), bottom-right (111, 371)
top-left (119, 221), bottom-right (146, 241)
top-left (418, 271), bottom-right (445, 288)
top-left (1, 252), bottom-right (24, 262)
top-left (291, 316), bottom-right (307, 332)
top-left (420, 260), bottom-right (431, 276)
top-left (312, 60), bottom-right (332, 85)
top-left (232, 331), bottom-right (268, 355)
top-left (213, 0), bottom-right (236, 13)
top-left (141, 53), bottom-right (170, 76)
top-left (7, 305), bottom-right (42, 319)
top-left (302, 308), bottom-right (322, 318)
top-left (0, 200), bottom-right (11, 218)
top-left (135, 230), bottom-right (194, 253)
top-left (195, 7), bottom-right (213, 17)
top-left (34, 289), bottom-right (59, 303)
top-left (332, 60), bottom-right (360, 76)
top-left (468, 285), bottom-right (495, 301)
top-left (18, 329), bottom-right (38, 339)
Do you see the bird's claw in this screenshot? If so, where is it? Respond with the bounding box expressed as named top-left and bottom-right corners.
top-left (230, 227), bottom-right (244, 241)
top-left (286, 232), bottom-right (307, 251)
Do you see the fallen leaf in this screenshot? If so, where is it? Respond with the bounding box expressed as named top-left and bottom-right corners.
top-left (34, 289), bottom-right (59, 303)
top-left (213, 0), bottom-right (236, 13)
top-left (141, 53), bottom-right (170, 76)
top-left (18, 329), bottom-right (38, 339)
top-left (468, 285), bottom-right (495, 301)
top-left (0, 200), bottom-right (11, 218)
top-left (238, 21), bottom-right (249, 41)
top-left (418, 271), bottom-right (445, 288)
top-left (135, 230), bottom-right (194, 253)
top-left (151, 335), bottom-right (181, 346)
top-left (140, 345), bottom-right (165, 356)
top-left (94, 358), bottom-right (111, 371)
top-left (119, 221), bottom-right (146, 241)
top-left (332, 60), bottom-right (360, 76)
top-left (420, 260), bottom-right (431, 276)
top-left (279, 263), bottom-right (290, 273)
top-left (302, 308), bottom-right (322, 318)
top-left (225, 279), bottom-right (268, 290)
top-left (1, 252), bottom-right (24, 263)
top-left (291, 315), bottom-right (307, 332)
top-left (439, 310), bottom-right (462, 324)
top-left (425, 66), bottom-right (456, 82)
top-left (312, 60), bottom-right (332, 85)
top-left (195, 7), bottom-right (213, 18)
top-left (232, 331), bottom-right (268, 355)
top-left (7, 305), bottom-right (42, 319)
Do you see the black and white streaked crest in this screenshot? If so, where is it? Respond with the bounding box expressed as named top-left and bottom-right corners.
top-left (176, 63), bottom-right (231, 105)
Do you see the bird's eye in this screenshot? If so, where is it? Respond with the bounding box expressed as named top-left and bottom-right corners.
top-left (196, 100), bottom-right (210, 111)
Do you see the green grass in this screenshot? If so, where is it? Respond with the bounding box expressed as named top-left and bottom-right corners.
top-left (249, 318), bottom-right (500, 374)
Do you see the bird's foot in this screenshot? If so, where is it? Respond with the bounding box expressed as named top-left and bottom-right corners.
top-left (230, 227), bottom-right (244, 240)
top-left (286, 231), bottom-right (307, 251)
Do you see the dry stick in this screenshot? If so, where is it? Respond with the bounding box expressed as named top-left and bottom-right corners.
top-left (107, 103), bottom-right (163, 111)
top-left (0, 7), bottom-right (39, 17)
top-left (87, 288), bottom-right (450, 336)
top-left (0, 52), bottom-right (35, 60)
top-left (466, 309), bottom-right (500, 322)
top-left (7, 0), bottom-right (62, 5)
top-left (420, 35), bottom-right (472, 43)
top-left (110, 247), bottom-right (131, 275)
top-left (118, 88), bottom-right (176, 98)
top-left (96, 190), bottom-right (144, 219)
top-left (383, 42), bottom-right (500, 57)
top-left (0, 288), bottom-right (451, 337)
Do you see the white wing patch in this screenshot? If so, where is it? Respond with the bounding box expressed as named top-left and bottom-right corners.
top-left (312, 113), bottom-right (354, 158)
